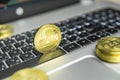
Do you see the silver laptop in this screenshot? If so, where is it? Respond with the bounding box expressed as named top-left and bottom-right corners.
top-left (3, 0), bottom-right (120, 80)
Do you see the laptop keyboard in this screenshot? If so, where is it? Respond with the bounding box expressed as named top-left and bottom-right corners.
top-left (0, 7), bottom-right (120, 79)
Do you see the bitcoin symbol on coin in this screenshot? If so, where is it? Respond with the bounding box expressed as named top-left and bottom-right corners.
top-left (34, 24), bottom-right (62, 54)
top-left (108, 40), bottom-right (120, 48)
top-left (34, 24), bottom-right (62, 63)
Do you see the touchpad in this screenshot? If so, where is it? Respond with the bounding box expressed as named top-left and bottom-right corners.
top-left (49, 58), bottom-right (120, 80)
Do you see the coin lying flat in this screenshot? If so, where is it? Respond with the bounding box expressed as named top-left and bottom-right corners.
top-left (34, 24), bottom-right (62, 54)
top-left (0, 24), bottom-right (13, 39)
top-left (9, 68), bottom-right (48, 80)
top-left (96, 36), bottom-right (120, 63)
top-left (96, 48), bottom-right (120, 63)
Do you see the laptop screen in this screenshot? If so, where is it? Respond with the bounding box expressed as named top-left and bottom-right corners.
top-left (0, 0), bottom-right (31, 8)
top-left (0, 0), bottom-right (79, 23)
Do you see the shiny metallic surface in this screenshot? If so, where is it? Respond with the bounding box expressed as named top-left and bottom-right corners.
top-left (0, 24), bottom-right (13, 39)
top-left (96, 37), bottom-right (120, 63)
top-left (96, 37), bottom-right (120, 52)
top-left (34, 24), bottom-right (61, 54)
top-left (96, 48), bottom-right (120, 63)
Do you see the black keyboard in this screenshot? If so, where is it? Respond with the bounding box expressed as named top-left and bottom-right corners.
top-left (0, 7), bottom-right (120, 79)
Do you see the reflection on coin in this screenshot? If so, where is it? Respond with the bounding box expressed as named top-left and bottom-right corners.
top-left (10, 68), bottom-right (48, 80)
top-left (39, 48), bottom-right (66, 63)
top-left (96, 36), bottom-right (120, 63)
top-left (0, 24), bottom-right (13, 39)
top-left (34, 24), bottom-right (62, 54)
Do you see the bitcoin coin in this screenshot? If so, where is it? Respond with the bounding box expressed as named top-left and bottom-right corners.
top-left (96, 48), bottom-right (120, 63)
top-left (34, 24), bottom-right (62, 54)
top-left (96, 37), bottom-right (120, 52)
top-left (0, 24), bottom-right (13, 39)
top-left (9, 68), bottom-right (48, 80)
top-left (96, 36), bottom-right (120, 63)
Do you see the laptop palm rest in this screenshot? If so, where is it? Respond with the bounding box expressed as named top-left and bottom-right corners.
top-left (49, 58), bottom-right (120, 80)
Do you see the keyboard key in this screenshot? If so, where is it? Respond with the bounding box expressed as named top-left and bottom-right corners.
top-left (21, 45), bottom-right (34, 52)
top-left (87, 35), bottom-right (100, 42)
top-left (60, 27), bottom-right (66, 32)
top-left (31, 29), bottom-right (37, 35)
top-left (0, 42), bottom-right (4, 48)
top-left (25, 31), bottom-right (34, 38)
top-left (25, 38), bottom-right (34, 44)
top-left (61, 32), bottom-right (67, 38)
top-left (14, 41), bottom-right (27, 48)
top-left (96, 31), bottom-right (110, 38)
top-left (77, 32), bottom-right (89, 38)
top-left (84, 23), bottom-right (93, 29)
top-left (6, 57), bottom-right (21, 67)
top-left (0, 54), bottom-right (9, 61)
top-left (32, 49), bottom-right (43, 56)
top-left (67, 29), bottom-right (75, 35)
top-left (15, 34), bottom-right (26, 41)
top-left (0, 62), bottom-right (7, 71)
top-left (77, 39), bottom-right (91, 46)
top-left (1, 45), bottom-right (15, 52)
top-left (88, 25), bottom-right (108, 34)
top-left (76, 25), bottom-right (84, 31)
top-left (20, 52), bottom-right (35, 61)
top-left (67, 35), bottom-right (77, 42)
top-left (115, 26), bottom-right (120, 29)
top-left (60, 39), bottom-right (69, 46)
top-left (4, 38), bottom-right (16, 45)
top-left (8, 49), bottom-right (23, 57)
top-left (106, 28), bottom-right (118, 34)
top-left (63, 43), bottom-right (80, 52)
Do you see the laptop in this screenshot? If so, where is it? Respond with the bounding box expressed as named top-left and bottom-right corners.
top-left (1, 0), bottom-right (120, 80)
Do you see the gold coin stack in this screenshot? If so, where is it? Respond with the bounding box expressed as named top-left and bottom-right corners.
top-left (96, 36), bottom-right (120, 63)
top-left (0, 24), bottom-right (13, 39)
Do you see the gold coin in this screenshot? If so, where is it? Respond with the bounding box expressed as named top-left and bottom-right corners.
top-left (9, 68), bottom-right (48, 80)
top-left (96, 36), bottom-right (120, 63)
top-left (96, 37), bottom-right (120, 52)
top-left (0, 24), bottom-right (13, 39)
top-left (34, 24), bottom-right (62, 54)
top-left (96, 48), bottom-right (120, 63)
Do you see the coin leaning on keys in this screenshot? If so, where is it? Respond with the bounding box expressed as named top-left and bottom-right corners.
top-left (10, 24), bottom-right (62, 80)
top-left (34, 24), bottom-right (62, 54)
top-left (96, 36), bottom-right (120, 63)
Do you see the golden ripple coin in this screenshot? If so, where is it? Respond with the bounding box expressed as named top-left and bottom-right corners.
top-left (34, 24), bottom-right (62, 54)
top-left (96, 36), bottom-right (120, 63)
top-left (9, 68), bottom-right (48, 80)
top-left (0, 24), bottom-right (13, 39)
